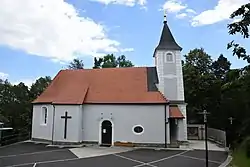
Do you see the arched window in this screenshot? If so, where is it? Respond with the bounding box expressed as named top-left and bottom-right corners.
top-left (41, 107), bottom-right (48, 125)
top-left (164, 52), bottom-right (174, 63)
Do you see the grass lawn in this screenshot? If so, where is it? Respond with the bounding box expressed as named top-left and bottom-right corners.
top-left (232, 149), bottom-right (250, 167)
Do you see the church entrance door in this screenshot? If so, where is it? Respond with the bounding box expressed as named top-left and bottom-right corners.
top-left (101, 120), bottom-right (112, 147)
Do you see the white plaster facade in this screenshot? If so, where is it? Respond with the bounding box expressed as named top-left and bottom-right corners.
top-left (32, 104), bottom-right (82, 143)
top-left (32, 104), bottom-right (171, 145)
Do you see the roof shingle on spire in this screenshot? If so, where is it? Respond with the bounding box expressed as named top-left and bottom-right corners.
top-left (154, 19), bottom-right (182, 56)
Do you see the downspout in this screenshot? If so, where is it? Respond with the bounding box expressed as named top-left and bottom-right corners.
top-left (51, 104), bottom-right (55, 145)
top-left (164, 104), bottom-right (167, 148)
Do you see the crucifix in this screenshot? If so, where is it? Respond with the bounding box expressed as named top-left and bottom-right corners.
top-left (228, 117), bottom-right (234, 125)
top-left (61, 111), bottom-right (72, 139)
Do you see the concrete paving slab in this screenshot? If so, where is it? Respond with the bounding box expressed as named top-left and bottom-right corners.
top-left (70, 145), bottom-right (134, 158)
top-left (117, 148), bottom-right (185, 163)
top-left (188, 140), bottom-right (225, 151)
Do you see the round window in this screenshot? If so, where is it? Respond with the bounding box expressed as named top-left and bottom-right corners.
top-left (133, 125), bottom-right (144, 134)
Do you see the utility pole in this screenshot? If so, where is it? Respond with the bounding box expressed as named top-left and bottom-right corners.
top-left (199, 110), bottom-right (210, 167)
top-left (227, 117), bottom-right (234, 149)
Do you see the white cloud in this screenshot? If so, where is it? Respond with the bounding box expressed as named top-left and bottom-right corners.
top-left (176, 13), bottom-right (187, 19)
top-left (161, 0), bottom-right (196, 20)
top-left (186, 9), bottom-right (196, 14)
top-left (0, 0), bottom-right (131, 62)
top-left (191, 0), bottom-right (249, 27)
top-left (120, 48), bottom-right (134, 52)
top-left (162, 0), bottom-right (187, 13)
top-left (0, 72), bottom-right (9, 80)
top-left (90, 0), bottom-right (147, 7)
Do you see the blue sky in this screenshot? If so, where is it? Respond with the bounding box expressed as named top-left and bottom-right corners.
top-left (0, 0), bottom-right (249, 86)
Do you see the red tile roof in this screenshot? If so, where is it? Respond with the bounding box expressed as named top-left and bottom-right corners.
top-left (32, 67), bottom-right (168, 104)
top-left (169, 106), bottom-right (184, 118)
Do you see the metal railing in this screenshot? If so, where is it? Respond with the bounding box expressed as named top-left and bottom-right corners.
top-left (207, 128), bottom-right (227, 148)
top-left (0, 132), bottom-right (31, 146)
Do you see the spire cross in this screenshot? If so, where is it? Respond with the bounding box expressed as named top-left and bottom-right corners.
top-left (163, 9), bottom-right (167, 23)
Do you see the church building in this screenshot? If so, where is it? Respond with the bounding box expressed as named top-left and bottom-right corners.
top-left (31, 14), bottom-right (188, 147)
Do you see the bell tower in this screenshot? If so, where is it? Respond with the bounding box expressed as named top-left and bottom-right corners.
top-left (154, 11), bottom-right (187, 142)
top-left (153, 12), bottom-right (184, 102)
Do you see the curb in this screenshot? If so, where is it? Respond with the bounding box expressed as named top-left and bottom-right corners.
top-left (133, 146), bottom-right (194, 151)
top-left (218, 155), bottom-right (233, 167)
top-left (46, 144), bottom-right (85, 148)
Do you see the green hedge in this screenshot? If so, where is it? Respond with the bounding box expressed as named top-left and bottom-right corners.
top-left (246, 138), bottom-right (250, 158)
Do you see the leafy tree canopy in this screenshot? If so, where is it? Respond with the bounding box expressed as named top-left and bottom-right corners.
top-left (68, 58), bottom-right (84, 69)
top-left (227, 3), bottom-right (250, 63)
top-left (93, 54), bottom-right (134, 69)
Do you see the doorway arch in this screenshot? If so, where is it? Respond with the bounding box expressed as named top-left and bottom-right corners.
top-left (100, 120), bottom-right (112, 146)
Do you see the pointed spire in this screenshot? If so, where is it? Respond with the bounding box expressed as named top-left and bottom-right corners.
top-left (153, 11), bottom-right (182, 55)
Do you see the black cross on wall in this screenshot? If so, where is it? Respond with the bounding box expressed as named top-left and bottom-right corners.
top-left (61, 111), bottom-right (72, 139)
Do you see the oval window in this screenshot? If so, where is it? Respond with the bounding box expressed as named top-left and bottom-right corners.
top-left (133, 125), bottom-right (144, 134)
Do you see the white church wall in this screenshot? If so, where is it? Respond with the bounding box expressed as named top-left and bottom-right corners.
top-left (156, 50), bottom-right (184, 101)
top-left (82, 104), bottom-right (168, 144)
top-left (53, 105), bottom-right (82, 143)
top-left (177, 104), bottom-right (188, 141)
top-left (32, 104), bottom-right (53, 141)
top-left (175, 51), bottom-right (185, 101)
top-left (155, 51), bottom-right (164, 94)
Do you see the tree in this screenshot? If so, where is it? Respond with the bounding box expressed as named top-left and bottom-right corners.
top-left (211, 54), bottom-right (231, 81)
top-left (101, 54), bottom-right (117, 68)
top-left (93, 54), bottom-right (134, 69)
top-left (29, 76), bottom-right (52, 100)
top-left (0, 81), bottom-right (31, 135)
top-left (184, 48), bottom-right (213, 75)
top-left (227, 3), bottom-right (250, 63)
top-left (182, 48), bottom-right (250, 148)
top-left (116, 55), bottom-right (134, 67)
top-left (93, 57), bottom-right (103, 69)
top-left (182, 48), bottom-right (215, 123)
top-left (68, 58), bottom-right (84, 69)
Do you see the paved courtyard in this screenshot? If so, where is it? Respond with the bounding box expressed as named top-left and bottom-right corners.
top-left (0, 142), bottom-right (228, 167)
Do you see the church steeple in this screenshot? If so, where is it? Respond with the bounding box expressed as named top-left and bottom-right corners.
top-left (154, 11), bottom-right (182, 55)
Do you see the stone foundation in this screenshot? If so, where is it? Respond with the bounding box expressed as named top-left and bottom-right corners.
top-left (31, 138), bottom-right (181, 148)
top-left (31, 138), bottom-right (52, 144)
top-left (31, 138), bottom-right (82, 146)
top-left (114, 141), bottom-right (180, 148)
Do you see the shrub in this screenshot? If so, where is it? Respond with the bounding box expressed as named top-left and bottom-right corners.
top-left (246, 138), bottom-right (250, 158)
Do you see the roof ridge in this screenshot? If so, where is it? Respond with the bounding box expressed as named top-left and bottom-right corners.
top-left (61, 66), bottom-right (150, 72)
